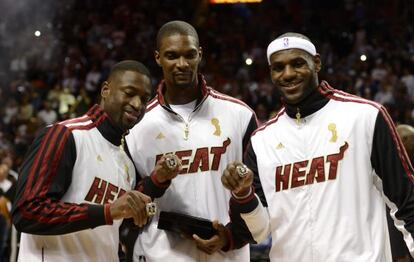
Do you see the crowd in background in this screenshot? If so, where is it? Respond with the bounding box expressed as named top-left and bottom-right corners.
top-left (0, 0), bottom-right (413, 261)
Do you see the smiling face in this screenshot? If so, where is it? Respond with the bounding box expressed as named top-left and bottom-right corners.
top-left (101, 70), bottom-right (152, 131)
top-left (269, 48), bottom-right (321, 104)
top-left (155, 34), bottom-right (202, 89)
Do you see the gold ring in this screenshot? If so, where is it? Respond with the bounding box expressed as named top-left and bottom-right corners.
top-left (165, 154), bottom-right (177, 170)
top-left (146, 202), bottom-right (157, 216)
top-left (236, 164), bottom-right (248, 178)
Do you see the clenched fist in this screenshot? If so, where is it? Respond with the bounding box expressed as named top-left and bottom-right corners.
top-left (153, 153), bottom-right (182, 183)
top-left (110, 191), bottom-right (152, 227)
top-left (221, 161), bottom-right (253, 197)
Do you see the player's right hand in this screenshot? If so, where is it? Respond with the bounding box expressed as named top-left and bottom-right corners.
top-left (221, 161), bottom-right (253, 197)
top-left (153, 153), bottom-right (182, 183)
top-left (109, 191), bottom-right (152, 227)
top-left (193, 220), bottom-right (228, 254)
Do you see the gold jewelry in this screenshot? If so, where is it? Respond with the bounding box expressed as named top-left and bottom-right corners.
top-left (236, 164), bottom-right (248, 178)
top-left (146, 202), bottom-right (157, 216)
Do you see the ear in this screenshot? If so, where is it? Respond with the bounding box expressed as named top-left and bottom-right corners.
top-left (154, 50), bottom-right (161, 66)
top-left (101, 81), bottom-right (110, 99)
top-left (314, 54), bottom-right (322, 73)
top-left (198, 46), bottom-right (203, 61)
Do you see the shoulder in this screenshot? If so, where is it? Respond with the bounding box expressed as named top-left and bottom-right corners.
top-left (28, 122), bottom-right (77, 155)
top-left (320, 82), bottom-right (381, 116)
top-left (207, 88), bottom-right (255, 115)
top-left (39, 114), bottom-right (100, 146)
top-left (145, 96), bottom-right (160, 113)
top-left (324, 89), bottom-right (381, 118)
top-left (57, 112), bottom-right (107, 134)
top-left (252, 108), bottom-right (286, 137)
top-left (58, 114), bottom-right (93, 129)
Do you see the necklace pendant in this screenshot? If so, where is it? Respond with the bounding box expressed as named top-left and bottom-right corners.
top-left (120, 136), bottom-right (125, 151)
top-left (295, 109), bottom-right (301, 125)
top-left (184, 124), bottom-right (189, 140)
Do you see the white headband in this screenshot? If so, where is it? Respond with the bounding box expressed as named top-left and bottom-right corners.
top-left (266, 36), bottom-right (317, 65)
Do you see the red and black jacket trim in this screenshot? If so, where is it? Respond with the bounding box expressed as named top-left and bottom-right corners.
top-left (11, 105), bottom-right (124, 235)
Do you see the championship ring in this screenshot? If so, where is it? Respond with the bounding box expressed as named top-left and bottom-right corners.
top-left (236, 164), bottom-right (248, 178)
top-left (146, 202), bottom-right (157, 216)
top-left (165, 154), bottom-right (178, 170)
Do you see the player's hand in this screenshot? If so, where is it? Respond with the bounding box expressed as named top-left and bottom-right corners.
top-left (153, 153), bottom-right (182, 183)
top-left (396, 256), bottom-right (410, 262)
top-left (221, 161), bottom-right (253, 197)
top-left (0, 196), bottom-right (11, 225)
top-left (109, 190), bottom-right (152, 227)
top-left (192, 221), bottom-right (228, 254)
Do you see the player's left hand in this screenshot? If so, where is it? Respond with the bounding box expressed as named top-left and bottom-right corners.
top-left (192, 221), bottom-right (228, 254)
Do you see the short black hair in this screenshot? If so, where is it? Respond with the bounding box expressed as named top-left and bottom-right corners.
top-left (277, 32), bottom-right (311, 41)
top-left (156, 20), bottom-right (199, 50)
top-left (108, 60), bottom-right (151, 81)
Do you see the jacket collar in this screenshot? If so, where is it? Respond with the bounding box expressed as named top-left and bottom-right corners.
top-left (284, 81), bottom-right (331, 119)
top-left (86, 104), bottom-right (126, 146)
top-left (155, 74), bottom-right (209, 113)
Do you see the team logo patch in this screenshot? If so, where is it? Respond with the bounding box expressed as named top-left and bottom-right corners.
top-left (283, 37), bottom-right (289, 47)
top-left (156, 132), bottom-right (165, 139)
top-left (211, 118), bottom-right (221, 136)
top-left (328, 123), bottom-right (337, 142)
top-left (276, 142), bottom-right (285, 149)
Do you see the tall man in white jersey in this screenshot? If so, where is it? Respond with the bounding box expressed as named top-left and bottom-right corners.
top-left (12, 60), bottom-right (175, 262)
top-left (127, 20), bottom-right (257, 261)
top-left (221, 32), bottom-right (414, 261)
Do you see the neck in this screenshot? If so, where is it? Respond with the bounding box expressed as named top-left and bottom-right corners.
top-left (87, 105), bottom-right (126, 146)
top-left (164, 80), bottom-right (201, 105)
top-left (284, 85), bottom-right (329, 119)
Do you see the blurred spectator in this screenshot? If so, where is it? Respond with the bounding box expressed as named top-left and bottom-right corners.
top-left (255, 103), bottom-right (269, 127)
top-left (71, 87), bottom-right (92, 116)
top-left (2, 100), bottom-right (18, 126)
top-left (402, 68), bottom-right (414, 103)
top-left (17, 95), bottom-right (33, 122)
top-left (37, 101), bottom-right (58, 126)
top-left (374, 83), bottom-right (394, 105)
top-left (58, 87), bottom-right (76, 115)
top-left (0, 155), bottom-right (16, 262)
top-left (85, 63), bottom-right (102, 97)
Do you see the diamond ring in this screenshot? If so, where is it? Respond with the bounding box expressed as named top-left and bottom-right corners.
top-left (165, 154), bottom-right (177, 170)
top-left (146, 202), bottom-right (157, 216)
top-left (236, 164), bottom-right (248, 178)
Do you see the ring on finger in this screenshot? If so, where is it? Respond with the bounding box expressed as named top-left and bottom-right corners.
top-left (165, 154), bottom-right (178, 170)
top-left (236, 164), bottom-right (248, 178)
top-left (146, 202), bottom-right (157, 216)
